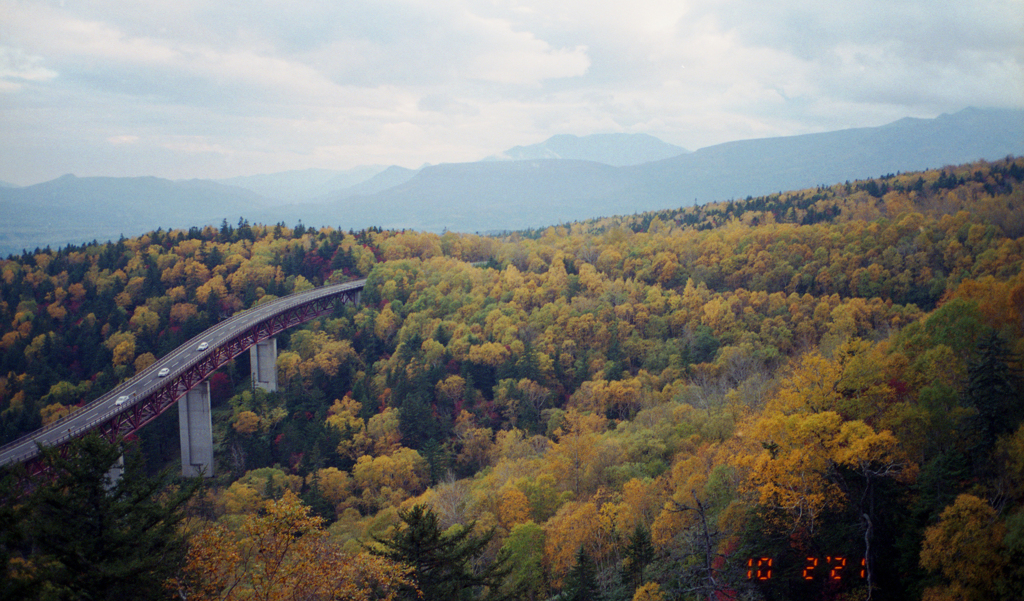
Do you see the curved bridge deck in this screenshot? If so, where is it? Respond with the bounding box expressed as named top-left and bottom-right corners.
top-left (0, 279), bottom-right (365, 474)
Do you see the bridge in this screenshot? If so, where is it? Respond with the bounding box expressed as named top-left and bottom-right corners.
top-left (0, 279), bottom-right (366, 478)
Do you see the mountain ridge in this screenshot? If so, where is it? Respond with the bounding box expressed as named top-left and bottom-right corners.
top-left (2, 107), bottom-right (1022, 254)
top-left (485, 132), bottom-right (688, 166)
top-left (217, 166), bottom-right (390, 202)
top-left (0, 175), bottom-right (270, 255)
top-left (257, 106), bottom-right (1023, 234)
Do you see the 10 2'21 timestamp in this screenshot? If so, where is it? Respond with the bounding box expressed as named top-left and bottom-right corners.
top-left (746, 556), bottom-right (867, 581)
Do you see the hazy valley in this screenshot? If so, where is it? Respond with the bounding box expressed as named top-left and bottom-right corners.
top-left (2, 107), bottom-right (1021, 258)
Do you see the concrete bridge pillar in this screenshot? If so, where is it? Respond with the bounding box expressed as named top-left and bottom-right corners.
top-left (105, 454), bottom-right (124, 489)
top-left (179, 380), bottom-right (214, 478)
top-left (250, 338), bottom-right (278, 392)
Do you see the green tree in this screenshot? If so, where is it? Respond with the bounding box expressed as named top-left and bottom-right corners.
top-left (621, 523), bottom-right (655, 590)
top-left (0, 434), bottom-right (201, 600)
top-left (967, 331), bottom-right (1022, 453)
top-left (371, 504), bottom-right (513, 601)
top-left (500, 521), bottom-right (546, 600)
top-left (561, 546), bottom-right (601, 601)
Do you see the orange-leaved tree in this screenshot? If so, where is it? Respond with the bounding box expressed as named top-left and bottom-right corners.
top-left (920, 494), bottom-right (1011, 601)
top-left (170, 490), bottom-right (412, 600)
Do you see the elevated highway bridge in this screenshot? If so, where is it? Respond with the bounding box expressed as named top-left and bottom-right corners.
top-left (0, 279), bottom-right (365, 478)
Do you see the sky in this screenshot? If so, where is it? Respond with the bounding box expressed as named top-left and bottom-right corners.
top-left (1, 0), bottom-right (1022, 186)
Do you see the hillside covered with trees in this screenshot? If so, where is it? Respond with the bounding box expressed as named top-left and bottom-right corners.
top-left (2, 157), bottom-right (1023, 600)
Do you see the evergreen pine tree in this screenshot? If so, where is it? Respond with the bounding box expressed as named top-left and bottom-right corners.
top-left (967, 331), bottom-right (1022, 452)
top-left (422, 438), bottom-right (452, 485)
top-left (1, 434), bottom-right (201, 600)
top-left (371, 504), bottom-right (513, 601)
top-left (562, 546), bottom-right (601, 601)
top-left (621, 523), bottom-right (656, 590)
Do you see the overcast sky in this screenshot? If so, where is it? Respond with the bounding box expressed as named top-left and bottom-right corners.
top-left (1, 0), bottom-right (1021, 185)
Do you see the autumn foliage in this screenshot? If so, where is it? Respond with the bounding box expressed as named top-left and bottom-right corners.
top-left (170, 490), bottom-right (413, 601)
top-left (2, 159), bottom-right (1024, 600)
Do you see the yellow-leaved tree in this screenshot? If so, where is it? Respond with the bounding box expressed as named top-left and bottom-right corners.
top-left (550, 409), bottom-right (607, 497)
top-left (171, 491), bottom-right (413, 600)
top-left (919, 494), bottom-right (1008, 601)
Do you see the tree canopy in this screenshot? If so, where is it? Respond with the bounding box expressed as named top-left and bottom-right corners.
top-left (1, 158), bottom-right (1023, 600)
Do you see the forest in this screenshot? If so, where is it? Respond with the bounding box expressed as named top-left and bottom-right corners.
top-left (1, 157), bottom-right (1023, 600)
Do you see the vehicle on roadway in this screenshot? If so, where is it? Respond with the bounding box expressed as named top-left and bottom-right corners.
top-left (115, 395), bottom-right (129, 406)
top-left (158, 368), bottom-right (170, 377)
top-left (197, 341), bottom-right (209, 351)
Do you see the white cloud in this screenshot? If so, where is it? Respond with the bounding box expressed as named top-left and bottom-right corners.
top-left (107, 135), bottom-right (139, 145)
top-left (451, 12), bottom-right (590, 84)
top-left (0, 47), bottom-right (58, 90)
top-left (158, 137), bottom-right (234, 155)
top-left (0, 0), bottom-right (1020, 184)
top-left (467, 42), bottom-right (590, 85)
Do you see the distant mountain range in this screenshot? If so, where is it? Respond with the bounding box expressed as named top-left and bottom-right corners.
top-left (484, 133), bottom-right (688, 166)
top-left (217, 165), bottom-right (390, 203)
top-left (0, 176), bottom-right (270, 256)
top-left (1, 107), bottom-right (1022, 256)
